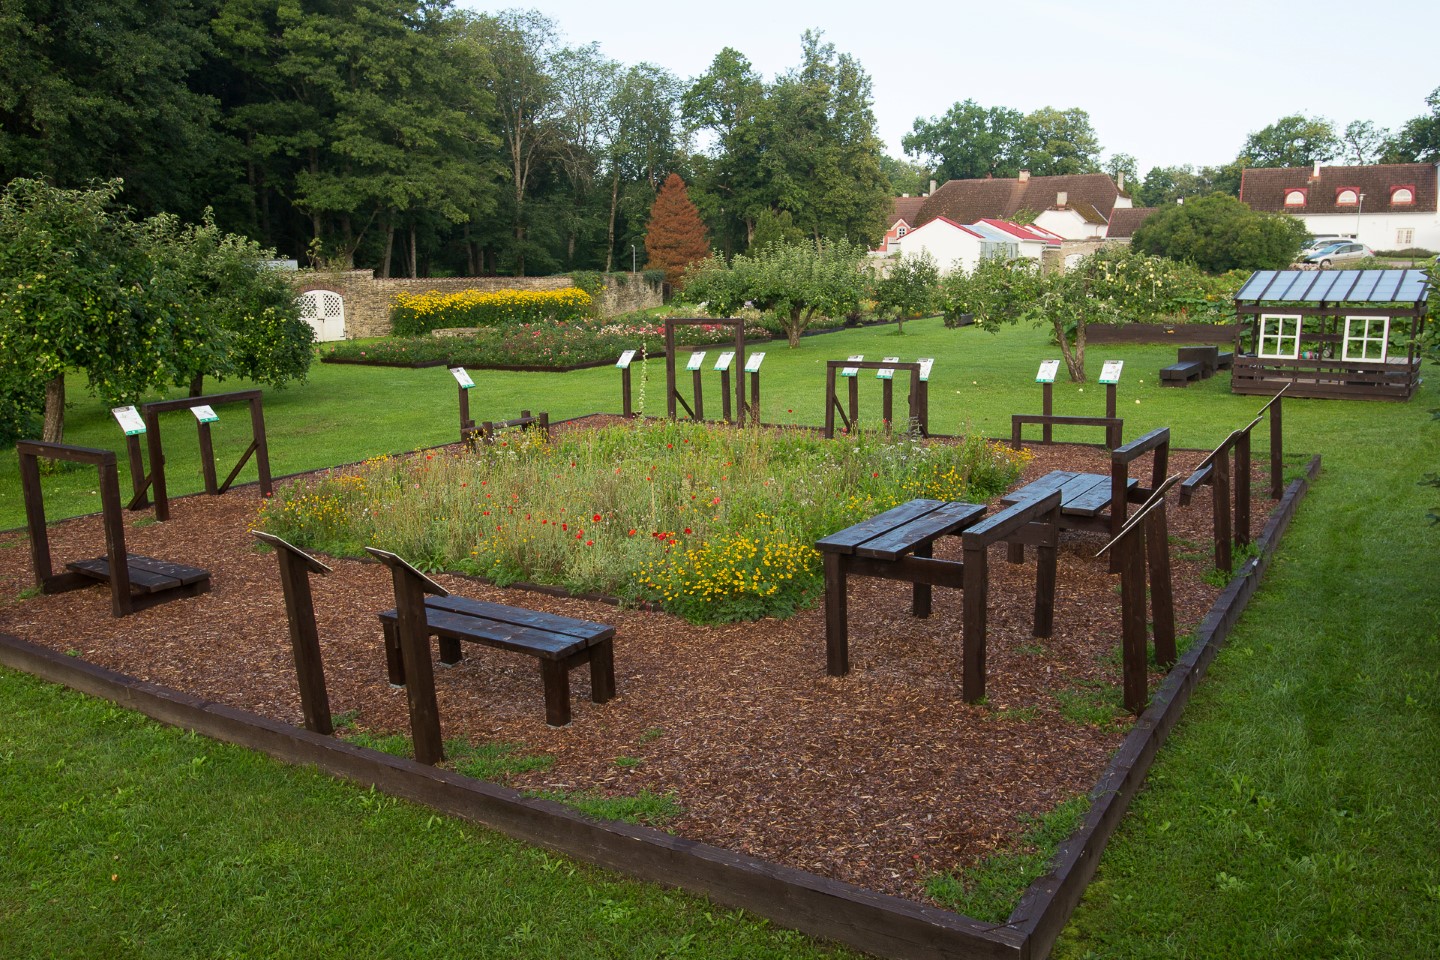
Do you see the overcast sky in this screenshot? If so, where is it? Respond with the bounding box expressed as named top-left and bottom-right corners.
top-left (457, 0), bottom-right (1438, 176)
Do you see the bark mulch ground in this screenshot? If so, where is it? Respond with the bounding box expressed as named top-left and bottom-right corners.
top-left (0, 421), bottom-right (1272, 906)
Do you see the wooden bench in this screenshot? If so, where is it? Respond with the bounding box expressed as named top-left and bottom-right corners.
top-left (67, 554), bottom-right (212, 609)
top-left (1215, 350), bottom-right (1234, 370)
top-left (379, 595), bottom-right (615, 727)
top-left (1177, 345), bottom-right (1221, 378)
top-left (815, 495), bottom-right (1061, 701)
top-left (1159, 360), bottom-right (1202, 386)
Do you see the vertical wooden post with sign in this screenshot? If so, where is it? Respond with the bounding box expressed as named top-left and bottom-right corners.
top-left (662, 319), bottom-right (747, 423)
top-left (616, 350), bottom-right (638, 417)
top-left (744, 352), bottom-right (765, 425)
top-left (253, 531), bottom-right (334, 735)
top-left (1036, 360), bottom-right (1060, 443)
top-left (366, 547), bottom-right (449, 765)
top-left (133, 391), bottom-right (272, 521)
top-left (450, 367), bottom-right (477, 446)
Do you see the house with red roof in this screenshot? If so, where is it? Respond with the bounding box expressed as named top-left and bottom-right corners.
top-left (1239, 162), bottom-right (1439, 251)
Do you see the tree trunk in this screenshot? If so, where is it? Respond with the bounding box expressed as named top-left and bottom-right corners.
top-left (604, 170), bottom-right (620, 273)
top-left (1059, 319), bottom-right (1087, 382)
top-left (42, 374), bottom-right (65, 445)
top-left (189, 373), bottom-right (205, 398)
top-left (408, 223), bottom-right (418, 278)
top-left (380, 219), bottom-right (394, 279)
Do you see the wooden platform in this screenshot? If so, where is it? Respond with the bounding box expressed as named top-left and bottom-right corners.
top-left (66, 554), bottom-right (212, 610)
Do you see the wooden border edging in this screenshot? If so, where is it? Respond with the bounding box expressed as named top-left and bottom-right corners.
top-left (0, 451), bottom-right (1321, 960)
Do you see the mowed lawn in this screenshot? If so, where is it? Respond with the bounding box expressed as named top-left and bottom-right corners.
top-left (2, 318), bottom-right (1438, 958)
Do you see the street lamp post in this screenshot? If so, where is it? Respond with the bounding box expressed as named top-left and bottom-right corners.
top-left (1356, 193), bottom-right (1365, 244)
top-left (631, 244), bottom-right (636, 274)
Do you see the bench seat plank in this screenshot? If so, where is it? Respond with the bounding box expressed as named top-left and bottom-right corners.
top-left (67, 554), bottom-right (210, 594)
top-left (379, 606), bottom-right (592, 660)
top-left (1000, 472), bottom-right (1138, 518)
top-left (423, 594), bottom-right (613, 643)
top-left (855, 502), bottom-right (986, 559)
top-left (814, 499), bottom-right (946, 554)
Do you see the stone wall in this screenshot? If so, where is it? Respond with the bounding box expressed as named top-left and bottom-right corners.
top-left (286, 270), bottom-right (662, 338)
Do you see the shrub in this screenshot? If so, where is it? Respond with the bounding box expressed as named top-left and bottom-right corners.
top-left (390, 287), bottom-right (592, 336)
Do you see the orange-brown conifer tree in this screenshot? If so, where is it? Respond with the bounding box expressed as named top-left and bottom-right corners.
top-left (643, 173), bottom-right (710, 286)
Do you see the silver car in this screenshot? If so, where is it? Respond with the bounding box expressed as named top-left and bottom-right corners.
top-left (1303, 241), bottom-right (1374, 267)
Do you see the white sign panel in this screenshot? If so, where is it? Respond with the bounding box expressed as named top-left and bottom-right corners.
top-left (1036, 360), bottom-right (1060, 383)
top-left (876, 356), bottom-right (900, 380)
top-left (686, 351), bottom-right (707, 371)
top-left (616, 349), bottom-right (637, 369)
top-left (917, 358), bottom-right (935, 382)
top-left (191, 405), bottom-right (219, 424)
top-left (841, 355), bottom-right (864, 377)
top-left (112, 405), bottom-right (145, 436)
top-left (1098, 360), bottom-right (1124, 385)
top-left (744, 352), bottom-right (765, 373)
top-left (450, 367), bottom-right (475, 389)
top-left (713, 351), bottom-right (735, 372)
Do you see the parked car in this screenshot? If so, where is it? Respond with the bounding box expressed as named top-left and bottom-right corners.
top-left (1303, 242), bottom-right (1373, 267)
top-left (1297, 237), bottom-right (1344, 257)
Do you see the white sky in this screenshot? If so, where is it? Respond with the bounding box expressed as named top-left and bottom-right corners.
top-left (457, 0), bottom-right (1439, 176)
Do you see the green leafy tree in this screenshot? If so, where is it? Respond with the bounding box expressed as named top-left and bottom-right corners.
top-left (682, 47), bottom-right (768, 257)
top-left (1018, 106), bottom-right (1103, 175)
top-left (872, 252), bottom-right (939, 333)
top-left (682, 238), bottom-right (868, 346)
top-left (1131, 193), bottom-right (1307, 272)
top-left (603, 62), bottom-right (683, 272)
top-left (880, 154), bottom-right (932, 197)
top-left (1239, 114), bottom-right (1340, 168)
top-left (902, 99), bottom-right (1027, 181)
top-left (0, 179), bottom-right (180, 443)
top-left (1340, 120), bottom-right (1391, 165)
top-left (1382, 87), bottom-right (1440, 163)
top-left (1104, 153), bottom-right (1139, 187)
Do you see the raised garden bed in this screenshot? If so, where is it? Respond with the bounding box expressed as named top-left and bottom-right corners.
top-left (1086, 323), bottom-right (1235, 345)
top-left (0, 419), bottom-right (1314, 958)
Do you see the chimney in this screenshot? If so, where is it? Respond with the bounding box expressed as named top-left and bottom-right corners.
top-left (1057, 191), bottom-right (1068, 208)
top-left (1018, 170), bottom-right (1030, 183)
top-left (929, 179), bottom-right (937, 196)
top-left (1117, 171), bottom-right (1125, 191)
top-left (1311, 160), bottom-right (1321, 181)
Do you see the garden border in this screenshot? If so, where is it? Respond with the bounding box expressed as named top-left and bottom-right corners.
top-left (0, 450), bottom-right (1320, 960)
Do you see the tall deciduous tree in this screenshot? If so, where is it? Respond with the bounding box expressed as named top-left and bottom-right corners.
top-left (1131, 193), bottom-right (1307, 273)
top-left (902, 99), bottom-right (1027, 181)
top-left (683, 47), bottom-right (768, 255)
top-left (643, 174), bottom-right (709, 286)
top-left (1017, 106), bottom-right (1103, 176)
top-left (1239, 114), bottom-right (1339, 168)
top-left (1382, 87), bottom-right (1440, 163)
top-left (605, 63), bottom-right (683, 272)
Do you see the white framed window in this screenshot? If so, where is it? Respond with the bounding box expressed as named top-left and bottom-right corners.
top-left (1391, 186), bottom-right (1414, 204)
top-left (1258, 314), bottom-right (1302, 359)
top-left (1342, 315), bottom-right (1390, 362)
top-left (1284, 189), bottom-right (1307, 206)
top-left (1335, 188), bottom-right (1359, 205)
top-left (1396, 228), bottom-right (1414, 246)
top-left (897, 225), bottom-right (907, 237)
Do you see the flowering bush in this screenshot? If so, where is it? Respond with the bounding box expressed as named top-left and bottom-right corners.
top-left (256, 420), bottom-right (1028, 624)
top-left (390, 287), bottom-right (593, 336)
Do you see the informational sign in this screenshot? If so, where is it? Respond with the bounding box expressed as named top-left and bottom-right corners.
top-left (876, 356), bottom-right (900, 380)
top-left (191, 404), bottom-right (219, 424)
top-left (686, 351), bottom-right (707, 371)
top-left (1036, 360), bottom-right (1060, 383)
top-left (714, 351), bottom-right (735, 372)
top-left (917, 358), bottom-right (935, 382)
top-left (841, 355), bottom-right (864, 377)
top-left (450, 367), bottom-right (475, 389)
top-left (112, 405), bottom-right (146, 436)
top-left (1098, 360), bottom-right (1124, 384)
top-left (744, 352), bottom-right (765, 373)
top-left (616, 349), bottom-right (637, 369)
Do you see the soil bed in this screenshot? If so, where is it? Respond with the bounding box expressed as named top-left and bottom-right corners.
top-left (0, 418), bottom-right (1270, 907)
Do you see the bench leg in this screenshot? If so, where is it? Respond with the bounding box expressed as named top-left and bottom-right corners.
top-left (589, 640), bottom-right (616, 703)
top-left (961, 545), bottom-right (988, 703)
top-left (381, 620), bottom-right (406, 687)
top-left (911, 543), bottom-right (933, 618)
top-left (823, 553), bottom-right (849, 676)
top-left (1034, 527), bottom-right (1057, 639)
top-left (540, 660), bottom-right (572, 727)
top-left (1006, 541), bottom-right (1024, 564)
top-left (438, 636), bottom-right (462, 667)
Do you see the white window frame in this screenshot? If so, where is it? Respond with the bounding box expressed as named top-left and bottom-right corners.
top-left (1258, 314), bottom-right (1302, 360)
top-left (1342, 315), bottom-right (1389, 363)
top-left (1396, 227), bottom-right (1414, 246)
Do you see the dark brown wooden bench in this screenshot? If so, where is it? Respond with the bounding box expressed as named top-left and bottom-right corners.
top-left (1177, 345), bottom-right (1221, 378)
top-left (67, 554), bottom-right (211, 607)
top-left (1159, 360), bottom-right (1202, 386)
top-left (378, 595), bottom-right (615, 727)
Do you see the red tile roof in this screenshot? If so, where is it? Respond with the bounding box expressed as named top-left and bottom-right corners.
top-left (914, 173), bottom-right (1124, 229)
top-left (888, 196), bottom-right (927, 227)
top-left (1106, 207), bottom-right (1161, 239)
top-left (1240, 163), bottom-right (1436, 214)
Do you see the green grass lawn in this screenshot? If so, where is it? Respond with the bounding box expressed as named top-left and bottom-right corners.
top-left (3, 317), bottom-right (1438, 957)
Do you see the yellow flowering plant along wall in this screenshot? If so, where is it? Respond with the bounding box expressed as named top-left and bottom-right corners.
top-left (256, 420), bottom-right (1029, 624)
top-left (390, 287), bottom-right (592, 336)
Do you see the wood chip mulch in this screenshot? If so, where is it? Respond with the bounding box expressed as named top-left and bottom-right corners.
top-left (0, 420), bottom-right (1276, 906)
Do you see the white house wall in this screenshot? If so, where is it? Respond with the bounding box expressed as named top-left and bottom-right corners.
top-left (894, 226), bottom-right (984, 274)
top-left (1033, 209), bottom-right (1105, 240)
top-left (1294, 211), bottom-right (1440, 251)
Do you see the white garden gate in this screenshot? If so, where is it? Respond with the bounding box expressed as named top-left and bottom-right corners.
top-left (297, 290), bottom-right (346, 342)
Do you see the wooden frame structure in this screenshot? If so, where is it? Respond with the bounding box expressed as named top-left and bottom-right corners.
top-left (822, 360), bottom-right (929, 439)
top-left (1012, 376), bottom-right (1122, 448)
top-left (18, 440), bottom-right (211, 617)
top-left (253, 531), bottom-right (333, 734)
top-left (1231, 268), bottom-right (1431, 400)
top-left (128, 390), bottom-right (272, 520)
top-left (663, 319), bottom-right (750, 424)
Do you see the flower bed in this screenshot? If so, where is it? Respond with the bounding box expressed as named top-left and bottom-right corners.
top-left (391, 287), bottom-right (593, 336)
top-left (257, 420), bottom-right (1029, 623)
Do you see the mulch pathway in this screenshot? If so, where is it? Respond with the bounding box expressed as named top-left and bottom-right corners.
top-left (0, 421), bottom-right (1273, 905)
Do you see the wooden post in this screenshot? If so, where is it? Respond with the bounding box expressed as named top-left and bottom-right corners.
top-left (125, 433), bottom-right (149, 509)
top-left (720, 367), bottom-right (732, 422)
top-left (732, 324), bottom-right (747, 423)
top-left (456, 375), bottom-right (474, 445)
top-left (847, 375), bottom-right (859, 431)
top-left (961, 542), bottom-right (988, 703)
top-left (97, 458), bottom-right (133, 617)
top-left (881, 378), bottom-right (894, 433)
top-left (1269, 394), bottom-right (1283, 499)
top-left (197, 419), bottom-right (219, 495)
top-left (366, 548), bottom-right (449, 765)
top-left (145, 409), bottom-right (170, 521)
top-left (748, 370), bottom-right (761, 426)
top-left (824, 364), bottom-right (838, 439)
top-left (1214, 446), bottom-right (1233, 574)
top-left (823, 553), bottom-right (848, 676)
top-left (249, 395), bottom-right (273, 499)
top-left (691, 367), bottom-right (704, 421)
top-left (1118, 527), bottom-right (1149, 714)
top-left (1145, 504), bottom-right (1176, 668)
top-left (1105, 383), bottom-right (1117, 420)
top-left (1234, 429), bottom-right (1252, 546)
top-left (914, 371), bottom-right (928, 437)
top-left (665, 322), bottom-right (678, 420)
top-left (253, 532), bottom-right (333, 735)
top-left (1042, 381), bottom-right (1053, 444)
top-left (621, 365), bottom-right (633, 417)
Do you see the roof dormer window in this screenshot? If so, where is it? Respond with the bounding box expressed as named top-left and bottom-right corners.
top-left (1284, 188), bottom-right (1307, 207)
top-left (1335, 187), bottom-right (1360, 205)
top-left (1390, 185), bottom-right (1415, 205)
